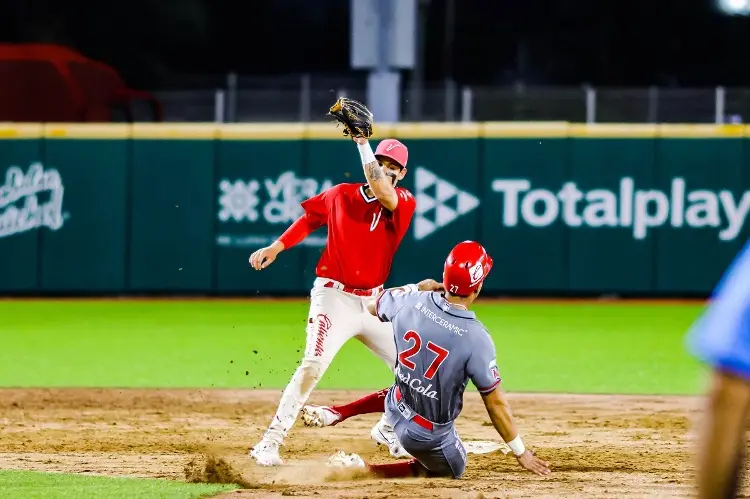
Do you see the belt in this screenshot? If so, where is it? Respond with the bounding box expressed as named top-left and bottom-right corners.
top-left (394, 386), bottom-right (434, 431)
top-left (322, 280), bottom-right (383, 297)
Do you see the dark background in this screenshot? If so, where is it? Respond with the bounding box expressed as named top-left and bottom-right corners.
top-left (0, 0), bottom-right (748, 90)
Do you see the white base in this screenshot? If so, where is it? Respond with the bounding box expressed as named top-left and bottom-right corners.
top-left (463, 440), bottom-right (511, 455)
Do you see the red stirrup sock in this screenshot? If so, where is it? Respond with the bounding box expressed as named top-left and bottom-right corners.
top-left (368, 459), bottom-right (423, 478)
top-left (331, 388), bottom-right (389, 422)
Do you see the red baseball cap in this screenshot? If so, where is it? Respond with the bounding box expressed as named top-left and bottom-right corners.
top-left (374, 139), bottom-right (408, 169)
top-left (443, 241), bottom-right (494, 296)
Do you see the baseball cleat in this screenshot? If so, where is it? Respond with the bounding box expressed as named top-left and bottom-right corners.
top-left (249, 439), bottom-right (283, 466)
top-left (327, 450), bottom-right (365, 469)
top-left (301, 405), bottom-right (342, 427)
top-left (370, 414), bottom-right (412, 459)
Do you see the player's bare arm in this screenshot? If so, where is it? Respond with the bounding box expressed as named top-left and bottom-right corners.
top-left (352, 137), bottom-right (404, 211)
top-left (481, 387), bottom-right (551, 476)
top-left (365, 279), bottom-right (445, 316)
top-left (696, 370), bottom-right (750, 498)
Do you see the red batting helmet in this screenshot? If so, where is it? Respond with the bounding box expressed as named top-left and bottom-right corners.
top-left (374, 139), bottom-right (408, 169)
top-left (443, 241), bottom-right (494, 297)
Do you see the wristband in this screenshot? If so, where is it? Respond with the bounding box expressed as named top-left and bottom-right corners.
top-left (507, 435), bottom-right (525, 456)
top-left (357, 141), bottom-right (377, 166)
top-left (404, 283), bottom-right (419, 293)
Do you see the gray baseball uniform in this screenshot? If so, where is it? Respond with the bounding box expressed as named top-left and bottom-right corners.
top-left (375, 287), bottom-right (501, 478)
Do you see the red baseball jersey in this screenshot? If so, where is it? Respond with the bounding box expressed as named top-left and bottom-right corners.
top-left (301, 183), bottom-right (416, 289)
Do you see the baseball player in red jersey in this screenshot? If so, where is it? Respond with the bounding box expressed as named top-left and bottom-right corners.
top-left (249, 136), bottom-right (416, 466)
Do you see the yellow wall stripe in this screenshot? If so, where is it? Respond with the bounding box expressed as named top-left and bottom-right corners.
top-left (0, 122), bottom-right (747, 140)
top-left (568, 124), bottom-right (657, 138)
top-left (0, 123), bottom-right (44, 139)
top-left (219, 123), bottom-right (306, 140)
top-left (131, 123), bottom-right (219, 139)
top-left (482, 122), bottom-right (570, 138)
top-left (44, 124), bottom-right (131, 139)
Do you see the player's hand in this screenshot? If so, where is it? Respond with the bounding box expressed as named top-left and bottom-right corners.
top-left (417, 278), bottom-right (445, 292)
top-left (352, 137), bottom-right (368, 145)
top-left (515, 449), bottom-right (551, 476)
top-left (249, 243), bottom-right (282, 270)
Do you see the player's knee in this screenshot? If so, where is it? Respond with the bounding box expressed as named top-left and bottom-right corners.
top-left (450, 445), bottom-right (467, 478)
top-left (297, 356), bottom-right (328, 388)
top-left (414, 449), bottom-right (465, 479)
top-left (450, 460), bottom-right (466, 479)
top-left (441, 442), bottom-right (467, 478)
top-left (436, 460), bottom-right (465, 479)
top-left (421, 462), bottom-right (464, 479)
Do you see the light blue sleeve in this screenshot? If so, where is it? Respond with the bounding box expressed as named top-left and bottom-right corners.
top-left (687, 240), bottom-right (750, 379)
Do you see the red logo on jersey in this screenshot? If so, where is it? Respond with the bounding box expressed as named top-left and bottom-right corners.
top-left (313, 314), bottom-right (332, 356)
top-left (489, 359), bottom-right (501, 382)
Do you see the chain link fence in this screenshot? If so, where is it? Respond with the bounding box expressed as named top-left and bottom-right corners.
top-left (151, 74), bottom-right (750, 124)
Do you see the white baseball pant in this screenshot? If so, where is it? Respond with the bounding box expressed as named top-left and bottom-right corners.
top-left (261, 278), bottom-right (396, 445)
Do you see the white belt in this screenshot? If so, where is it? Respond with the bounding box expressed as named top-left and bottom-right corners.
top-left (314, 278), bottom-right (383, 297)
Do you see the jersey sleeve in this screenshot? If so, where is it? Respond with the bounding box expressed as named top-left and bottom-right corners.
top-left (391, 189), bottom-right (416, 239)
top-left (467, 330), bottom-right (502, 394)
top-left (300, 185), bottom-right (339, 223)
top-left (687, 241), bottom-right (750, 379)
top-left (375, 286), bottom-right (419, 322)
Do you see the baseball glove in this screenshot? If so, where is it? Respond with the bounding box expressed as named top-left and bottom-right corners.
top-left (327, 97), bottom-right (374, 139)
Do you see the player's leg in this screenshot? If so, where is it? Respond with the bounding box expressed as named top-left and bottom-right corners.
top-left (363, 440), bottom-right (464, 479)
top-left (356, 310), bottom-right (398, 368)
top-left (301, 385), bottom-right (411, 458)
top-left (368, 459), bottom-right (427, 478)
top-left (327, 451), bottom-right (425, 477)
top-left (327, 399), bottom-right (425, 477)
top-left (329, 417), bottom-right (466, 479)
top-left (391, 421), bottom-right (466, 478)
top-left (357, 314), bottom-right (412, 457)
top-left (696, 369), bottom-right (750, 498)
top-left (302, 387), bottom-right (389, 427)
top-left (301, 307), bottom-right (395, 427)
top-left (250, 287), bottom-right (360, 466)
top-left (302, 312), bottom-right (410, 457)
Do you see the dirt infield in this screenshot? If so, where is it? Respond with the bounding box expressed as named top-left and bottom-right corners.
top-left (0, 296), bottom-right (707, 304)
top-left (0, 388), bottom-right (738, 498)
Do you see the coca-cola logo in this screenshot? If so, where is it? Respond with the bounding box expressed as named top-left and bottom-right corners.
top-left (0, 163), bottom-right (66, 238)
top-left (395, 364), bottom-right (439, 400)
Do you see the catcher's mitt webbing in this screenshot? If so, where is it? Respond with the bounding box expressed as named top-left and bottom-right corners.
top-left (328, 97), bottom-right (374, 138)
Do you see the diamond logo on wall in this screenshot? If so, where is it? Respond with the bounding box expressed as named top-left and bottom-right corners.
top-left (413, 167), bottom-right (480, 240)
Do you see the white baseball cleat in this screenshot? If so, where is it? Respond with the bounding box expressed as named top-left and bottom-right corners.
top-left (301, 405), bottom-right (341, 427)
top-left (370, 414), bottom-right (412, 459)
top-left (327, 450), bottom-right (365, 469)
top-left (249, 439), bottom-right (283, 466)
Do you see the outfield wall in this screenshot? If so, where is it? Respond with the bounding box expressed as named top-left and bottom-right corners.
top-left (1, 122), bottom-right (748, 296)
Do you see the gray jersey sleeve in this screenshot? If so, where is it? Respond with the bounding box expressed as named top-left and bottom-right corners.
top-left (467, 329), bottom-right (502, 394)
top-left (375, 286), bottom-right (419, 322)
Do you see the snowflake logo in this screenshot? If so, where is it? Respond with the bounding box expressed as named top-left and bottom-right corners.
top-left (218, 179), bottom-right (260, 222)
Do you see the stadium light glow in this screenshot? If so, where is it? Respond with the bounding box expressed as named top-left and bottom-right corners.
top-left (717, 0), bottom-right (750, 15)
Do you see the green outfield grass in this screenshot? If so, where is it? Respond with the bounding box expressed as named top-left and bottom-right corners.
top-left (0, 299), bottom-right (708, 394)
top-left (0, 470), bottom-right (235, 498)
top-left (0, 299), bottom-right (709, 497)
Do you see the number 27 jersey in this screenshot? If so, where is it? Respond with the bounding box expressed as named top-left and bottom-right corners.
top-left (376, 288), bottom-right (501, 424)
